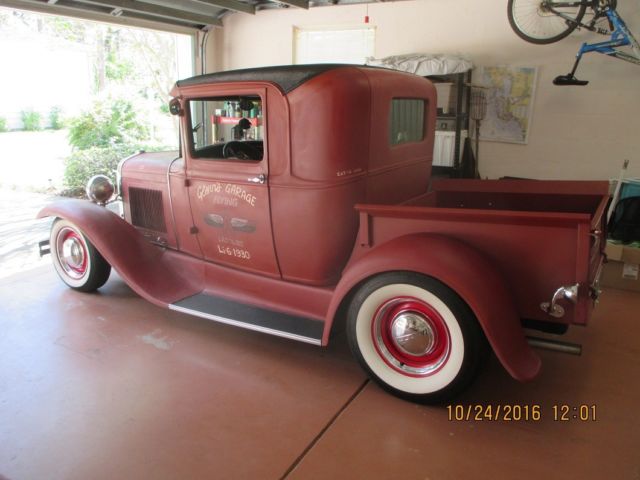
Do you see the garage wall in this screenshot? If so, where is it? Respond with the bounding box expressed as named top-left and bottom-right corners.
top-left (209, 0), bottom-right (640, 180)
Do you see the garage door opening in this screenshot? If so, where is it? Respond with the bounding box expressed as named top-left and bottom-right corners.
top-left (0, 7), bottom-right (194, 190)
top-left (0, 7), bottom-right (194, 278)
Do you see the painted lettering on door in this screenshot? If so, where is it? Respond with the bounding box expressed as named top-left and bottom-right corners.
top-left (197, 182), bottom-right (257, 207)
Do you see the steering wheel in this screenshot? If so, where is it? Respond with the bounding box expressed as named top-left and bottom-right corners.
top-left (222, 141), bottom-right (261, 161)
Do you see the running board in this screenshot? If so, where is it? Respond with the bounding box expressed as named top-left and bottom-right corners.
top-left (170, 293), bottom-right (324, 345)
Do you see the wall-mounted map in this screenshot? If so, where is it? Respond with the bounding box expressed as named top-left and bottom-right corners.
top-left (476, 66), bottom-right (537, 144)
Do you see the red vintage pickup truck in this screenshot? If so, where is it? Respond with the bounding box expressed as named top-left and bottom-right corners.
top-left (39, 64), bottom-right (609, 403)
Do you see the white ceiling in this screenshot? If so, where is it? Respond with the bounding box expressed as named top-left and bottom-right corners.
top-left (1, 0), bottom-right (401, 32)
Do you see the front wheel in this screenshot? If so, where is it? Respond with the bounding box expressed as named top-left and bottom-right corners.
top-left (508, 0), bottom-right (587, 44)
top-left (346, 272), bottom-right (488, 404)
top-left (50, 218), bottom-right (111, 292)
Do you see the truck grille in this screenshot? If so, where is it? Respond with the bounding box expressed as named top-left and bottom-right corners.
top-left (129, 187), bottom-right (167, 233)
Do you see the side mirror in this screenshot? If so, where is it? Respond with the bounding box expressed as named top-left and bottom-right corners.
top-left (169, 98), bottom-right (183, 116)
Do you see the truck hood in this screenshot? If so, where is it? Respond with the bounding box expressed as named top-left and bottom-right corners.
top-left (120, 150), bottom-right (180, 183)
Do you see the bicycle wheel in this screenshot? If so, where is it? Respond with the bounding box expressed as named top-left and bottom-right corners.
top-left (508, 0), bottom-right (587, 44)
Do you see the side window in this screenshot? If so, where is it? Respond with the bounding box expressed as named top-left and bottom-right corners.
top-left (389, 98), bottom-right (425, 146)
top-left (189, 96), bottom-right (264, 161)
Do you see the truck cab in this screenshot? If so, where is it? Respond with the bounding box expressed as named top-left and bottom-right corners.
top-left (121, 65), bottom-right (436, 285)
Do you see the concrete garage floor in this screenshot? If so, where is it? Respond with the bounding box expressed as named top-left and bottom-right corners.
top-left (0, 267), bottom-right (639, 480)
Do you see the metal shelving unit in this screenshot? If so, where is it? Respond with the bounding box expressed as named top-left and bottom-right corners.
top-left (428, 70), bottom-right (472, 178)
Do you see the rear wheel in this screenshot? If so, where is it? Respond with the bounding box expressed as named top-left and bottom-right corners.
top-left (346, 272), bottom-right (488, 404)
top-left (50, 218), bottom-right (111, 292)
top-left (508, 0), bottom-right (587, 44)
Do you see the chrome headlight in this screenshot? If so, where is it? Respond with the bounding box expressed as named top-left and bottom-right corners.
top-left (86, 175), bottom-right (115, 205)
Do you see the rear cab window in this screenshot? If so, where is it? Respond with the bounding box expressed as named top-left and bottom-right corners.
top-left (389, 98), bottom-right (425, 146)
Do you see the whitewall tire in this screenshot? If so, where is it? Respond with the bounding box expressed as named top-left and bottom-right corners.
top-left (50, 218), bottom-right (111, 292)
top-left (347, 272), bottom-right (487, 403)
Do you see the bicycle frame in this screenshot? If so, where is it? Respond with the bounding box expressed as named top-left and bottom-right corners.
top-left (577, 9), bottom-right (640, 65)
top-left (551, 2), bottom-right (640, 84)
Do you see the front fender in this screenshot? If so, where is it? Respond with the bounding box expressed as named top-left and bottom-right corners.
top-left (325, 233), bottom-right (541, 382)
top-left (38, 199), bottom-right (203, 307)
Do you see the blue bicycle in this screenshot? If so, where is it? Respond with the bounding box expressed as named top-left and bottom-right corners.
top-left (508, 0), bottom-right (640, 85)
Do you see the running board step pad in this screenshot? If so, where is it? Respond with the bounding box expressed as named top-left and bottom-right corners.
top-left (170, 293), bottom-right (324, 345)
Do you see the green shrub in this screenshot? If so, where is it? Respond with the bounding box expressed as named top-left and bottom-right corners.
top-left (63, 144), bottom-right (134, 191)
top-left (49, 106), bottom-right (65, 130)
top-left (21, 110), bottom-right (42, 131)
top-left (68, 98), bottom-right (150, 150)
top-left (63, 143), bottom-right (168, 192)
top-left (0, 117), bottom-right (7, 133)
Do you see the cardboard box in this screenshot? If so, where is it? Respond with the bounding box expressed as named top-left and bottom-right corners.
top-left (602, 241), bottom-right (640, 292)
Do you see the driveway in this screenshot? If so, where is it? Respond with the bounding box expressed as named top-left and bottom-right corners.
top-left (0, 130), bottom-right (69, 278)
top-left (0, 130), bottom-right (69, 190)
top-left (0, 189), bottom-right (59, 279)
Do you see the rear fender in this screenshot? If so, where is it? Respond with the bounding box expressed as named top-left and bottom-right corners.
top-left (325, 233), bottom-right (541, 382)
top-left (38, 199), bottom-right (203, 306)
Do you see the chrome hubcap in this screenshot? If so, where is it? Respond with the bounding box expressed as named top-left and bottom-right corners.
top-left (56, 228), bottom-right (87, 279)
top-left (390, 313), bottom-right (436, 356)
top-left (62, 238), bottom-right (85, 270)
top-left (372, 297), bottom-right (451, 377)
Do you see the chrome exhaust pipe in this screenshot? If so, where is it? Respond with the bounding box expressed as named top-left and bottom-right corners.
top-left (526, 336), bottom-right (582, 356)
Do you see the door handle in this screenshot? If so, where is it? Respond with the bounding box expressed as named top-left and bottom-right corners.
top-left (248, 174), bottom-right (266, 184)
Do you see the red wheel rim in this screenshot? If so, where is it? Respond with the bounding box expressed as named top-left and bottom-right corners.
top-left (371, 296), bottom-right (451, 377)
top-left (56, 227), bottom-right (88, 279)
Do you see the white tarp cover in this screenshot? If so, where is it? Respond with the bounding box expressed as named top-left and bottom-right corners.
top-left (365, 53), bottom-right (473, 76)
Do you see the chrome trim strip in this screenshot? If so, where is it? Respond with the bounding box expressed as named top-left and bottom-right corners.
top-left (116, 152), bottom-right (141, 198)
top-left (592, 261), bottom-right (604, 287)
top-left (168, 304), bottom-right (323, 346)
top-left (167, 156), bottom-right (181, 250)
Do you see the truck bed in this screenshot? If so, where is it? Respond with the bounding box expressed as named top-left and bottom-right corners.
top-left (411, 179), bottom-right (607, 216)
top-left (355, 179), bottom-right (610, 326)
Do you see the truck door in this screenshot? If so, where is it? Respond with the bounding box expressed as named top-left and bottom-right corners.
top-left (184, 91), bottom-right (280, 278)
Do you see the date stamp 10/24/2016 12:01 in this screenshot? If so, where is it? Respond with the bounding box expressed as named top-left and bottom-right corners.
top-left (447, 404), bottom-right (597, 422)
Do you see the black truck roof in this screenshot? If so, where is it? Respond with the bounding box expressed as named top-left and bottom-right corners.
top-left (176, 64), bottom-right (377, 94)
